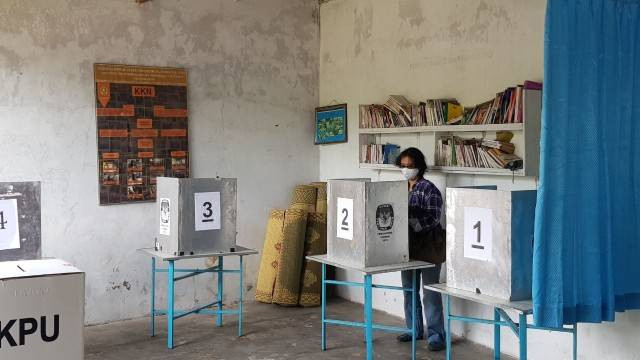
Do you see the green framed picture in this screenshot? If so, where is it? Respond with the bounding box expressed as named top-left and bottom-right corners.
top-left (315, 104), bottom-right (348, 145)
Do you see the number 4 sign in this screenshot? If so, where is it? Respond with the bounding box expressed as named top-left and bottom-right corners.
top-left (194, 192), bottom-right (221, 231)
top-left (0, 199), bottom-right (20, 251)
top-left (463, 207), bottom-right (493, 261)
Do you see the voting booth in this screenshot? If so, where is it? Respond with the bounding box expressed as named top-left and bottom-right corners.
top-left (327, 179), bottom-right (408, 268)
top-left (0, 259), bottom-right (84, 360)
top-left (156, 177), bottom-right (237, 255)
top-left (445, 187), bottom-right (536, 301)
top-left (0, 182), bottom-right (41, 261)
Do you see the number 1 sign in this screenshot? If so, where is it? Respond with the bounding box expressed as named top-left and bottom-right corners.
top-left (463, 207), bottom-right (493, 261)
top-left (194, 192), bottom-right (221, 231)
top-left (0, 199), bottom-right (20, 250)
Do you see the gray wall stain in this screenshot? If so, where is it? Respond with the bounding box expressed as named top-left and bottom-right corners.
top-left (397, 36), bottom-right (427, 50)
top-left (353, 3), bottom-right (373, 56)
top-left (394, 1), bottom-right (515, 49)
top-left (398, 0), bottom-right (425, 27)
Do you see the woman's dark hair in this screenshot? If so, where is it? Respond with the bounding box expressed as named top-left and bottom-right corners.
top-left (395, 147), bottom-right (428, 179)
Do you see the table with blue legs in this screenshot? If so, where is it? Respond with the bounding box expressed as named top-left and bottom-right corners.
top-left (307, 255), bottom-right (434, 360)
top-left (138, 247), bottom-right (258, 349)
top-left (425, 284), bottom-right (578, 360)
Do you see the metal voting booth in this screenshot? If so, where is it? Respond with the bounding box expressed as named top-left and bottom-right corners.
top-left (437, 186), bottom-right (577, 360)
top-left (142, 177), bottom-right (257, 349)
top-left (309, 179), bottom-right (431, 360)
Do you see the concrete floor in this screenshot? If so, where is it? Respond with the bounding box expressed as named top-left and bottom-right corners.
top-left (86, 299), bottom-right (513, 360)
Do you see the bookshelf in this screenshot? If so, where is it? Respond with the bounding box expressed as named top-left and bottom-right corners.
top-left (358, 89), bottom-right (541, 177)
top-left (358, 123), bottom-right (524, 134)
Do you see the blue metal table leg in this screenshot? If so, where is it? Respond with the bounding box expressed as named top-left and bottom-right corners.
top-left (519, 313), bottom-right (527, 360)
top-left (151, 257), bottom-right (156, 337)
top-left (167, 260), bottom-right (175, 349)
top-left (364, 274), bottom-right (373, 360)
top-left (321, 263), bottom-right (327, 351)
top-left (445, 294), bottom-right (451, 360)
top-left (217, 257), bottom-right (224, 327)
top-left (411, 269), bottom-right (417, 360)
top-left (239, 256), bottom-right (244, 337)
top-left (573, 324), bottom-right (577, 360)
top-left (494, 308), bottom-right (500, 359)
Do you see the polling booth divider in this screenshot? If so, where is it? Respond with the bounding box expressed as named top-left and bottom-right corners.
top-left (439, 186), bottom-right (577, 360)
top-left (307, 179), bottom-right (436, 360)
top-left (141, 177), bottom-right (259, 349)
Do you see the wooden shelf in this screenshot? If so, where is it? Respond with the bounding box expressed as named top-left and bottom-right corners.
top-left (359, 163), bottom-right (524, 176)
top-left (359, 163), bottom-right (399, 170)
top-left (358, 123), bottom-right (523, 134)
top-left (358, 89), bottom-right (541, 177)
top-left (429, 166), bottom-right (525, 176)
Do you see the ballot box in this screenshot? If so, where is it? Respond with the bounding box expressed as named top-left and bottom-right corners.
top-left (0, 259), bottom-right (84, 360)
top-left (327, 179), bottom-right (409, 268)
top-left (445, 187), bottom-right (536, 301)
top-left (156, 177), bottom-right (237, 255)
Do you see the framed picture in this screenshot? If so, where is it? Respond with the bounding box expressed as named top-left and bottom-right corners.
top-left (315, 104), bottom-right (348, 145)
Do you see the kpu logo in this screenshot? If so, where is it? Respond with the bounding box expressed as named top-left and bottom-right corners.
top-left (0, 315), bottom-right (59, 348)
top-left (376, 204), bottom-right (394, 231)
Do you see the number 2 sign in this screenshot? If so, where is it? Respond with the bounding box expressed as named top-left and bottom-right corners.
top-left (463, 207), bottom-right (493, 261)
top-left (336, 197), bottom-right (353, 240)
top-left (0, 199), bottom-right (20, 251)
top-left (194, 192), bottom-right (221, 231)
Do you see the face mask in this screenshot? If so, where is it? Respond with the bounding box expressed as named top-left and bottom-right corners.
top-left (401, 168), bottom-right (419, 180)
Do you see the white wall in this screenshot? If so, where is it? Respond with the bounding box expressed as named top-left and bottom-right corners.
top-left (319, 1), bottom-right (640, 359)
top-left (0, 0), bottom-right (319, 325)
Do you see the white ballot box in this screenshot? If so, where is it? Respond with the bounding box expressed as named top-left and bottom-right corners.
top-left (327, 179), bottom-right (409, 268)
top-left (446, 187), bottom-right (536, 301)
top-left (0, 259), bottom-right (84, 360)
top-left (156, 177), bottom-right (237, 256)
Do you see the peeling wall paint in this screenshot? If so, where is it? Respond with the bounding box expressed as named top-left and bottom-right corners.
top-left (0, 0), bottom-right (319, 325)
top-left (319, 1), bottom-right (640, 359)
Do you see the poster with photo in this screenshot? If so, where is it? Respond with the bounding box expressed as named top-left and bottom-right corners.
top-left (94, 64), bottom-right (190, 205)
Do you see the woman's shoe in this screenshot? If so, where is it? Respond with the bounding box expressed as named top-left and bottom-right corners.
top-left (396, 333), bottom-right (424, 342)
top-left (427, 341), bottom-right (445, 351)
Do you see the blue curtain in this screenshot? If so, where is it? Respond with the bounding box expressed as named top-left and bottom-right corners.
top-left (534, 0), bottom-right (640, 327)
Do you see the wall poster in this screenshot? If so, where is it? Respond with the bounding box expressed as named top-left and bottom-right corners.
top-left (94, 64), bottom-right (189, 205)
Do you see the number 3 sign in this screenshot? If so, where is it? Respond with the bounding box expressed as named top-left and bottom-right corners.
top-left (0, 199), bottom-right (20, 251)
top-left (194, 192), bottom-right (221, 231)
top-left (336, 197), bottom-right (353, 240)
top-left (463, 207), bottom-right (493, 261)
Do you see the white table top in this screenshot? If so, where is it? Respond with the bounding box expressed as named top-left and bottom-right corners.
top-left (138, 246), bottom-right (258, 261)
top-left (306, 254), bottom-right (434, 275)
top-left (425, 283), bottom-right (533, 314)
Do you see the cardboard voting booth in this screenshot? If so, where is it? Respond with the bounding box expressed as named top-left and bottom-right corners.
top-left (445, 187), bottom-right (536, 301)
top-left (327, 179), bottom-right (409, 268)
top-left (156, 177), bottom-right (237, 255)
top-left (0, 259), bottom-right (84, 360)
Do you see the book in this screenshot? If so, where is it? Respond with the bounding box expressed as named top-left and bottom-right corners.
top-left (523, 80), bottom-right (542, 90)
top-left (361, 143), bottom-right (401, 165)
top-left (435, 136), bottom-right (522, 169)
top-left (481, 139), bottom-right (515, 154)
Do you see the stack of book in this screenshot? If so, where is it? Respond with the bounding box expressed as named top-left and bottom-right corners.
top-left (420, 99), bottom-right (464, 126)
top-left (360, 143), bottom-right (401, 164)
top-left (360, 81), bottom-right (542, 128)
top-left (359, 104), bottom-right (409, 128)
top-left (360, 95), bottom-right (415, 128)
top-left (435, 137), bottom-right (523, 170)
top-left (463, 81), bottom-right (541, 125)
top-left (360, 96), bottom-right (464, 128)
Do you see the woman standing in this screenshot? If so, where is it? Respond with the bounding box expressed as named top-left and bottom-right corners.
top-left (395, 147), bottom-right (446, 351)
